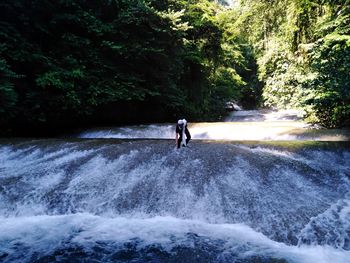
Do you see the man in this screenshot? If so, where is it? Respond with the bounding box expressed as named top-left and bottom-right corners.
top-left (175, 119), bottom-right (191, 148)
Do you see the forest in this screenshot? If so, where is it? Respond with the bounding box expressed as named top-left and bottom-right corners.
top-left (0, 0), bottom-right (349, 135)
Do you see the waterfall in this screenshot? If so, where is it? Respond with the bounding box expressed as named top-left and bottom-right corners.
top-left (0, 139), bottom-right (349, 262)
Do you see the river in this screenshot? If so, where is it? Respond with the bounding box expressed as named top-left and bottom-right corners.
top-left (0, 110), bottom-right (349, 262)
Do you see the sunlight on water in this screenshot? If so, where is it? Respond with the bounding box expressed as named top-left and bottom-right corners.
top-left (77, 110), bottom-right (350, 141)
top-left (1, 108), bottom-right (350, 262)
top-left (78, 121), bottom-right (349, 141)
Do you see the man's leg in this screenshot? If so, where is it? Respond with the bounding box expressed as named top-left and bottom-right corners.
top-left (185, 128), bottom-right (191, 145)
top-left (178, 134), bottom-right (182, 148)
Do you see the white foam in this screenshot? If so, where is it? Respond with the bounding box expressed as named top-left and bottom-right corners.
top-left (298, 199), bottom-right (350, 250)
top-left (234, 145), bottom-right (350, 175)
top-left (0, 214), bottom-right (349, 263)
top-left (1, 142), bottom-right (350, 262)
top-left (65, 150), bottom-right (145, 205)
top-left (235, 145), bottom-right (301, 159)
top-left (0, 145), bottom-right (98, 216)
top-left (0, 145), bottom-right (93, 176)
top-left (79, 125), bottom-right (175, 139)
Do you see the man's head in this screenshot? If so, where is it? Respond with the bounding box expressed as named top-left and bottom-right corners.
top-left (177, 119), bottom-right (187, 128)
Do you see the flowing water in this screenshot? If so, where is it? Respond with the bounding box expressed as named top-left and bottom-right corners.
top-left (77, 110), bottom-right (350, 141)
top-left (1, 110), bottom-right (350, 263)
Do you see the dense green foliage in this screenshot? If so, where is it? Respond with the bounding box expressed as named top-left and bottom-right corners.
top-left (0, 0), bottom-right (257, 135)
top-left (1, 0), bottom-right (349, 135)
top-left (235, 0), bottom-right (350, 127)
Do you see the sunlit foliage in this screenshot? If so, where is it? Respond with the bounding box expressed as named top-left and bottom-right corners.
top-left (237, 0), bottom-right (350, 127)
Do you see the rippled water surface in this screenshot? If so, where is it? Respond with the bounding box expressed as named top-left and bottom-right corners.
top-left (0, 138), bottom-right (349, 263)
top-left (1, 110), bottom-right (350, 262)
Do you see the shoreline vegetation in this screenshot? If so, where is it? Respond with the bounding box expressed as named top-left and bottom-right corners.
top-left (0, 0), bottom-right (349, 136)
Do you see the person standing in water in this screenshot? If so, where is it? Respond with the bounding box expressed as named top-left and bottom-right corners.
top-left (175, 119), bottom-right (191, 148)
